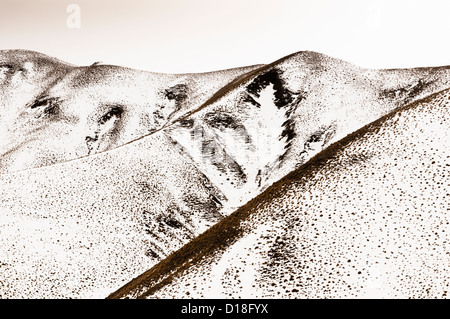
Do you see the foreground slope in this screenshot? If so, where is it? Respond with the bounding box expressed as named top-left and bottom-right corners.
top-left (0, 128), bottom-right (226, 298)
top-left (109, 87), bottom-right (450, 299)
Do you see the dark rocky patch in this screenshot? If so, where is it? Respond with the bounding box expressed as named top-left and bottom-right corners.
top-left (380, 79), bottom-right (433, 105)
top-left (306, 125), bottom-right (336, 148)
top-left (158, 214), bottom-right (183, 229)
top-left (145, 249), bottom-right (160, 259)
top-left (182, 193), bottom-right (224, 223)
top-left (263, 227), bottom-right (298, 277)
top-left (151, 84), bottom-right (190, 124)
top-left (204, 111), bottom-right (243, 130)
top-left (244, 69), bottom-right (307, 165)
top-left (242, 94), bottom-right (261, 108)
top-left (210, 194), bottom-right (222, 207)
top-left (29, 96), bottom-right (61, 117)
top-left (280, 119), bottom-right (297, 146)
top-left (152, 109), bottom-right (164, 121)
top-left (246, 68), bottom-right (295, 109)
top-left (179, 118), bottom-right (194, 129)
top-left (85, 135), bottom-right (98, 154)
top-left (142, 206), bottom-right (196, 250)
top-left (165, 84), bottom-right (188, 104)
top-left (278, 119), bottom-right (297, 163)
top-left (297, 125), bottom-right (337, 161)
top-left (99, 105), bottom-right (123, 125)
top-left (255, 169), bottom-right (263, 188)
top-left (0, 64), bottom-right (18, 75)
top-left (339, 152), bottom-right (372, 167)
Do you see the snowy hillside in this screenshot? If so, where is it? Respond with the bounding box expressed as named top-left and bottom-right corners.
top-left (166, 51), bottom-right (450, 211)
top-left (109, 86), bottom-right (450, 299)
top-left (1, 50), bottom-right (449, 298)
top-left (0, 50), bottom-right (260, 173)
top-left (0, 129), bottom-right (228, 298)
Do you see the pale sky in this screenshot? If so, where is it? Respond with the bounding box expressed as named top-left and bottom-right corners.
top-left (1, 0), bottom-right (449, 73)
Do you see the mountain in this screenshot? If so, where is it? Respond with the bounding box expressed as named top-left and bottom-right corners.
top-left (109, 86), bottom-right (450, 299)
top-left (164, 51), bottom-right (450, 211)
top-left (0, 51), bottom-right (258, 298)
top-left (1, 50), bottom-right (449, 298)
top-left (0, 50), bottom-right (260, 173)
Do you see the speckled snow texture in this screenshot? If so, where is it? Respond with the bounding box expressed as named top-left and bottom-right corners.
top-left (166, 51), bottom-right (450, 212)
top-left (2, 50), bottom-right (450, 299)
top-left (0, 130), bottom-right (226, 298)
top-left (0, 50), bottom-right (260, 174)
top-left (135, 88), bottom-right (449, 299)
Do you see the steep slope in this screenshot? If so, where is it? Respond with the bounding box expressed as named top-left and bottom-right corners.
top-left (0, 49), bottom-right (261, 174)
top-left (0, 128), bottom-right (226, 298)
top-left (166, 51), bottom-right (450, 211)
top-left (109, 87), bottom-right (450, 299)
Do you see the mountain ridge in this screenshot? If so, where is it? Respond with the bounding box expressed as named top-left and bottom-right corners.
top-left (2, 50), bottom-right (450, 175)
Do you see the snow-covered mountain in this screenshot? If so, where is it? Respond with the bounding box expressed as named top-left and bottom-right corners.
top-left (0, 50), bottom-right (260, 173)
top-left (0, 50), bottom-right (449, 298)
top-left (109, 86), bottom-right (450, 299)
top-left (165, 51), bottom-right (450, 211)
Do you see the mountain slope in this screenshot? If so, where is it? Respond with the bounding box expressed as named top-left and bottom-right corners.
top-left (109, 86), bottom-right (450, 299)
top-left (165, 51), bottom-right (450, 211)
top-left (0, 128), bottom-right (227, 298)
top-left (1, 50), bottom-right (450, 298)
top-left (0, 49), bottom-right (261, 174)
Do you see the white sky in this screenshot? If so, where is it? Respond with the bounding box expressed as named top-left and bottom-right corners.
top-left (1, 0), bottom-right (450, 73)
